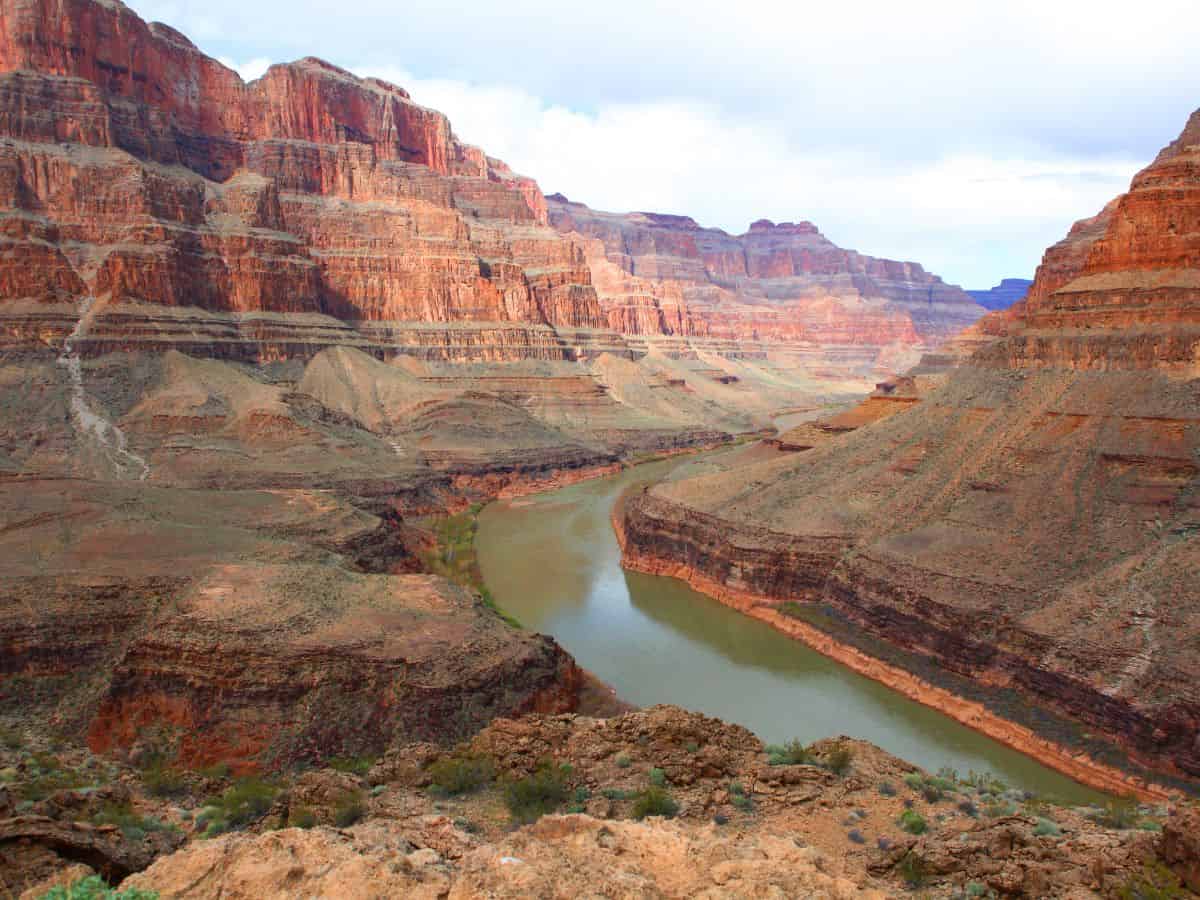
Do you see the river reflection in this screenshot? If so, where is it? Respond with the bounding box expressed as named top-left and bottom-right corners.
top-left (477, 457), bottom-right (1106, 804)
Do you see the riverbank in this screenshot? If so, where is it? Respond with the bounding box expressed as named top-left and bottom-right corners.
top-left (611, 487), bottom-right (1179, 803)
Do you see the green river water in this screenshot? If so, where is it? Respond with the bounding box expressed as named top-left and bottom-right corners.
top-left (476, 457), bottom-right (1108, 804)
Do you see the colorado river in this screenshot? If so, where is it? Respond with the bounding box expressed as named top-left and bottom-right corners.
top-left (477, 456), bottom-right (1106, 804)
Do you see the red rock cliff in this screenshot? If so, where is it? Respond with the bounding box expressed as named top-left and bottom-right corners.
top-left (548, 195), bottom-right (987, 349)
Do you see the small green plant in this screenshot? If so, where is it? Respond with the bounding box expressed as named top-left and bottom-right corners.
top-left (334, 792), bottom-right (365, 828)
top-left (957, 799), bottom-right (979, 818)
top-left (427, 754), bottom-right (495, 797)
top-left (142, 761), bottom-right (187, 799)
top-left (1033, 817), bottom-right (1061, 837)
top-left (288, 806), bottom-right (317, 829)
top-left (729, 780), bottom-right (745, 796)
top-left (982, 798), bottom-right (1018, 818)
top-left (631, 786), bottom-right (678, 820)
top-left (821, 741), bottom-right (854, 776)
top-left (503, 763), bottom-right (569, 825)
top-left (37, 875), bottom-right (159, 899)
top-left (922, 782), bottom-right (946, 803)
top-left (965, 882), bottom-right (989, 897)
top-left (897, 809), bottom-right (927, 835)
top-left (197, 777), bottom-right (279, 836)
top-left (91, 802), bottom-right (174, 841)
top-left (897, 851), bottom-right (928, 888)
top-left (1091, 796), bottom-right (1141, 830)
top-left (1116, 861), bottom-right (1187, 900)
top-left (685, 741), bottom-right (699, 754)
top-left (601, 788), bottom-right (634, 801)
top-left (615, 753), bottom-right (631, 769)
top-left (965, 770), bottom-right (1007, 795)
top-left (903, 773), bottom-right (925, 791)
top-left (648, 767), bottom-right (666, 787)
top-left (327, 756), bottom-right (376, 776)
top-left (766, 738), bottom-right (813, 766)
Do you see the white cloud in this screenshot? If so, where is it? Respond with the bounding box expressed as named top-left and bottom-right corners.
top-left (362, 66), bottom-right (1141, 287)
top-left (216, 56), bottom-right (272, 82)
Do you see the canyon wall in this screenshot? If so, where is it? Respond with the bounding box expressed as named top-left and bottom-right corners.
top-left (621, 107), bottom-right (1200, 782)
top-left (967, 278), bottom-right (1032, 311)
top-left (548, 195), bottom-right (988, 368)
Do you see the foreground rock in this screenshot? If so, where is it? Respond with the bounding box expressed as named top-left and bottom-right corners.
top-left (620, 107), bottom-right (1200, 785)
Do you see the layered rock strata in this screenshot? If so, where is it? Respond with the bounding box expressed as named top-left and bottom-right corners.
top-left (967, 278), bottom-right (1033, 311)
top-left (548, 195), bottom-right (988, 371)
top-left (620, 108), bottom-right (1200, 784)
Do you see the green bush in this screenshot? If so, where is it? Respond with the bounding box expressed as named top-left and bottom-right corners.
top-left (334, 792), bottom-right (365, 828)
top-left (648, 767), bottom-right (666, 787)
top-left (897, 851), bottom-right (928, 888)
top-left (327, 756), bottom-right (376, 776)
top-left (1033, 817), bottom-right (1061, 837)
top-left (897, 809), bottom-right (927, 835)
top-left (615, 753), bottom-right (631, 769)
top-left (601, 788), bottom-right (633, 801)
top-left (503, 763), bottom-right (569, 825)
top-left (903, 773), bottom-right (924, 791)
top-left (965, 770), bottom-right (1006, 795)
top-left (766, 738), bottom-right (813, 766)
top-left (37, 875), bottom-right (158, 899)
top-left (821, 741), bottom-right (854, 776)
top-left (1092, 797), bottom-right (1141, 830)
top-left (427, 754), bottom-right (495, 797)
top-left (1116, 862), bottom-right (1187, 900)
top-left (142, 762), bottom-right (187, 799)
top-left (288, 806), bottom-right (317, 829)
top-left (91, 802), bottom-right (174, 842)
top-left (197, 777), bottom-right (278, 836)
top-left (631, 786), bottom-right (679, 820)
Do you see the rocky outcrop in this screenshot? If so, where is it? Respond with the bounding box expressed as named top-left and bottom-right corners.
top-left (619, 107), bottom-right (1200, 785)
top-left (967, 278), bottom-right (1033, 311)
top-left (548, 195), bottom-right (987, 369)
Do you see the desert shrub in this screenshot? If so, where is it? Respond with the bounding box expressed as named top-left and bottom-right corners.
top-left (334, 792), bottom-right (365, 828)
top-left (427, 754), bottom-right (495, 797)
top-left (847, 828), bottom-right (866, 844)
top-left (897, 851), bottom-right (928, 888)
top-left (965, 882), bottom-right (989, 897)
top-left (957, 799), bottom-right (979, 818)
top-left (878, 781), bottom-right (897, 797)
top-left (713, 813), bottom-right (729, 826)
top-left (965, 770), bottom-right (1007, 795)
top-left (729, 780), bottom-right (745, 796)
top-left (327, 756), bottom-right (375, 776)
top-left (685, 741), bottom-right (699, 754)
top-left (897, 809), bottom-right (927, 835)
top-left (142, 762), bottom-right (187, 799)
top-left (1116, 862), bottom-right (1187, 900)
top-left (288, 806), bottom-right (317, 829)
top-left (198, 777), bottom-right (278, 836)
top-left (503, 763), bottom-right (569, 825)
top-left (452, 817), bottom-right (481, 834)
top-left (615, 753), bottom-right (631, 769)
top-left (91, 802), bottom-right (175, 842)
top-left (821, 741), bottom-right (854, 776)
top-left (0, 726), bottom-right (23, 750)
top-left (631, 786), bottom-right (679, 820)
top-left (903, 773), bottom-right (925, 791)
top-left (982, 798), bottom-right (1018, 818)
top-left (1091, 796), bottom-right (1141, 830)
top-left (732, 793), bottom-right (754, 812)
top-left (766, 738), bottom-right (813, 766)
top-left (37, 876), bottom-right (158, 899)
top-left (648, 767), bottom-right (666, 787)
top-left (922, 782), bottom-right (946, 803)
top-left (1034, 817), bottom-right (1061, 837)
top-left (601, 788), bottom-right (633, 801)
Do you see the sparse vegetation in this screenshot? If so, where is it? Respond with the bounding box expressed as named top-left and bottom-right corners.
top-left (897, 809), bottom-right (927, 835)
top-left (1115, 861), bottom-right (1188, 900)
top-left (37, 876), bottom-right (159, 900)
top-left (897, 851), bottom-right (929, 888)
top-left (427, 753), bottom-right (496, 797)
top-left (648, 767), bottom-right (666, 787)
top-left (878, 781), bottom-right (897, 797)
top-left (327, 756), bottom-right (376, 776)
top-left (421, 508), bottom-right (521, 628)
top-left (288, 806), bottom-right (317, 829)
top-left (631, 786), bottom-right (679, 820)
top-left (765, 738), bottom-right (813, 766)
top-left (1090, 796), bottom-right (1141, 830)
top-left (141, 759), bottom-right (188, 798)
top-left (197, 777), bottom-right (279, 837)
top-left (615, 753), bottom-right (632, 769)
top-left (1033, 817), bottom-right (1061, 837)
top-left (503, 762), bottom-right (569, 825)
top-left (91, 801), bottom-right (175, 841)
top-left (820, 741), bottom-right (854, 776)
top-left (334, 791), bottom-right (365, 827)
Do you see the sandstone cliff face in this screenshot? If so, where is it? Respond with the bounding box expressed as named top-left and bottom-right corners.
top-left (0, 0), bottom-right (610, 362)
top-left (620, 108), bottom-right (1200, 783)
top-left (548, 194), bottom-right (987, 361)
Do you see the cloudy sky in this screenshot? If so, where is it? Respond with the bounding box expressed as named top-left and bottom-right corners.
top-left (128, 0), bottom-right (1198, 288)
